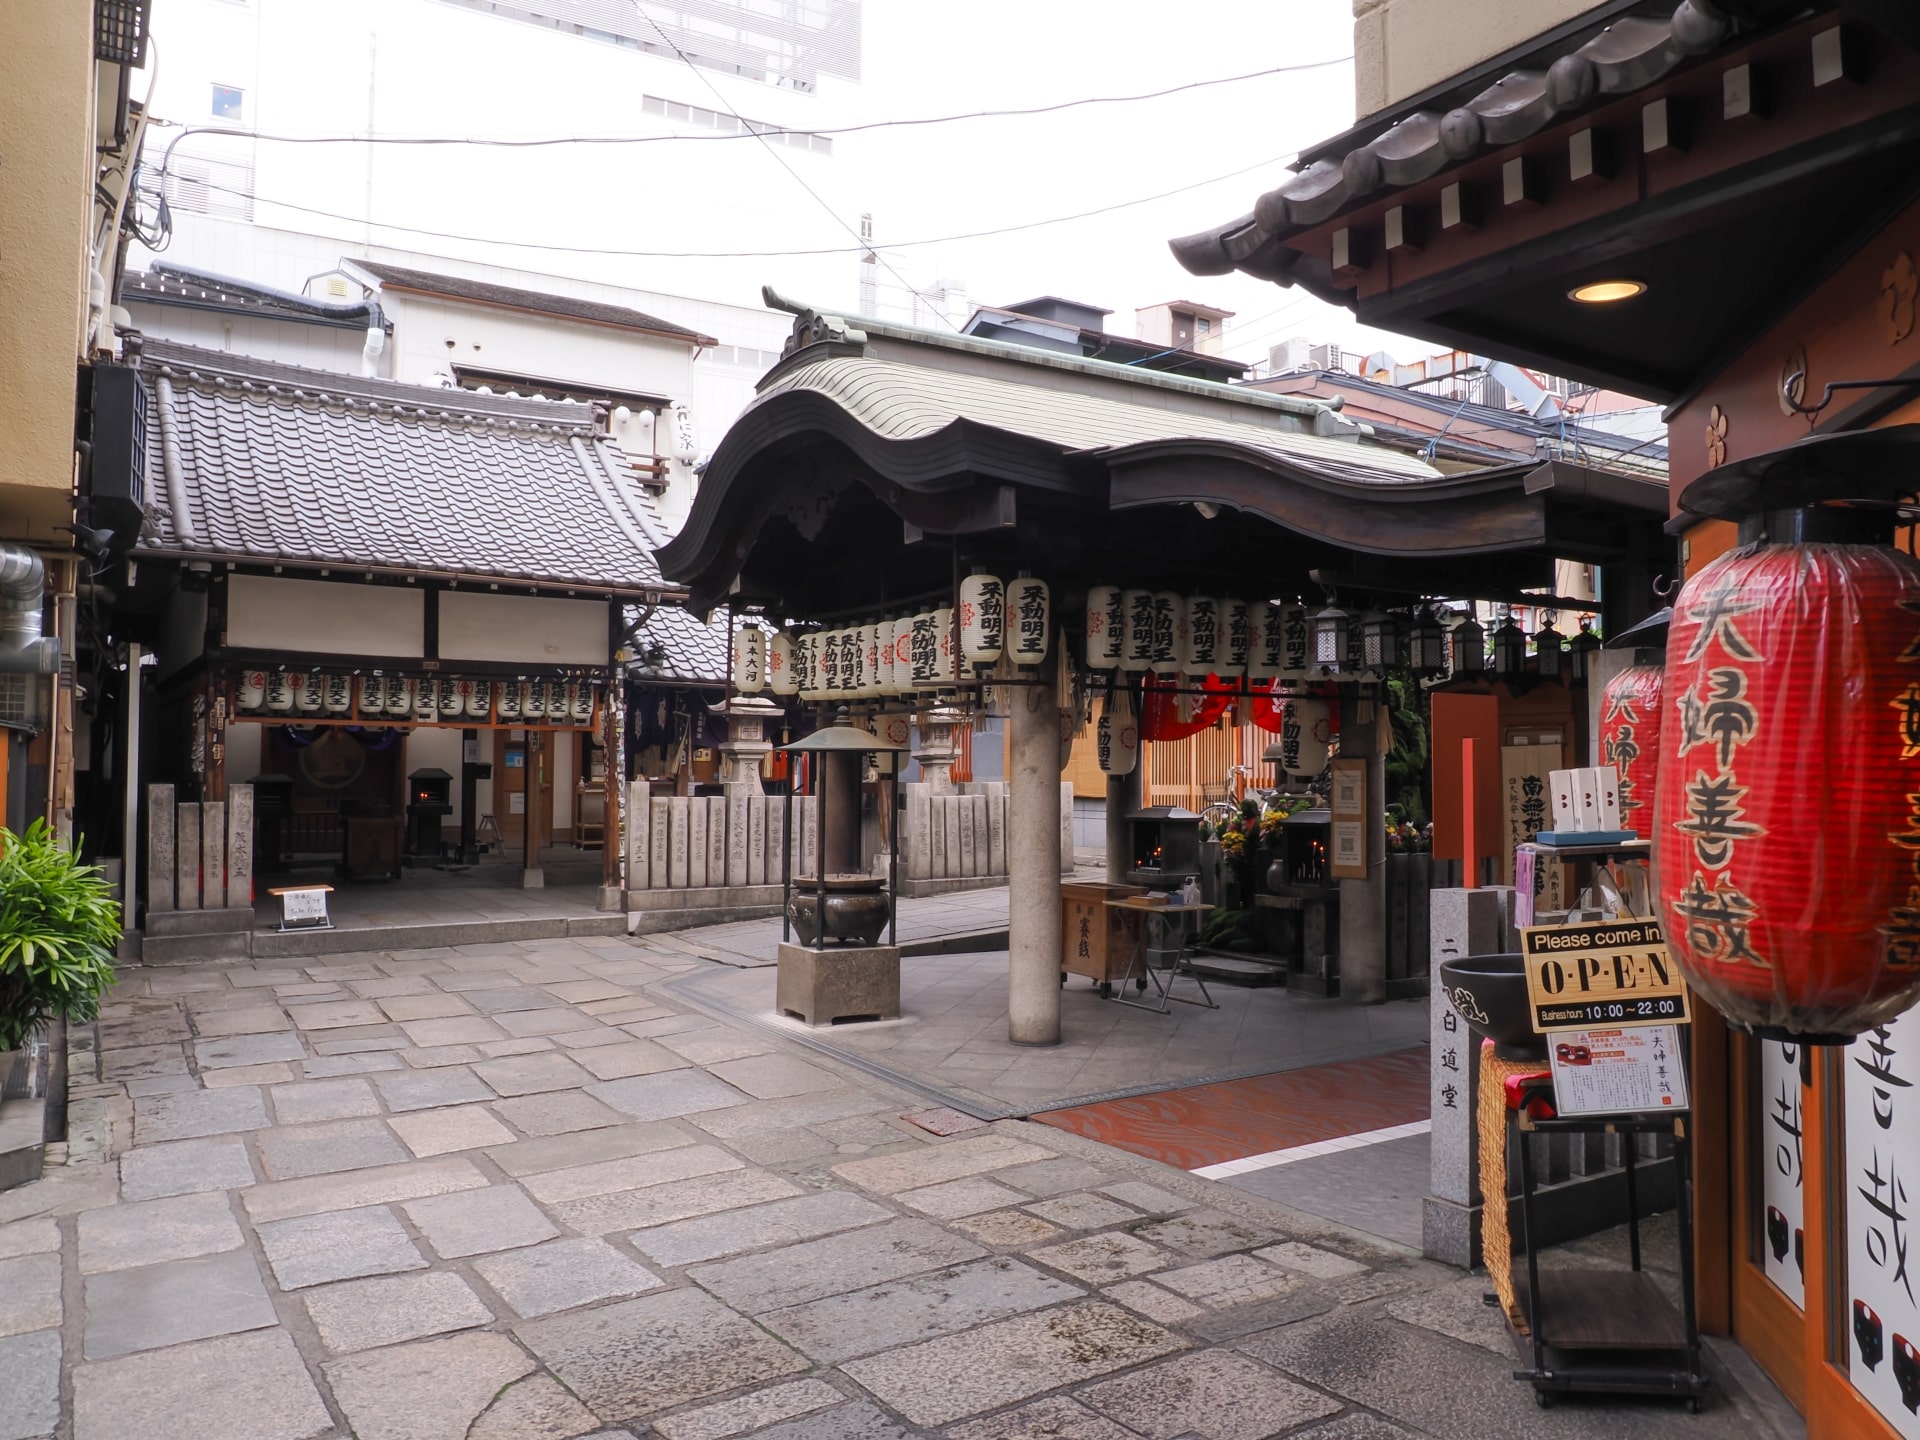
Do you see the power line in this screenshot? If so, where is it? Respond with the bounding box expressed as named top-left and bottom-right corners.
top-left (153, 149), bottom-right (1291, 261)
top-left (628, 1), bottom-right (956, 328)
top-left (145, 55), bottom-right (1353, 155)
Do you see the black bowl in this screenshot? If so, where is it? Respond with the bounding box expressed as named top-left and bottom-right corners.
top-left (1438, 953), bottom-right (1545, 1060)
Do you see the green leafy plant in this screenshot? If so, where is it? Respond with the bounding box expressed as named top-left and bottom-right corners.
top-left (0, 821), bottom-right (121, 1052)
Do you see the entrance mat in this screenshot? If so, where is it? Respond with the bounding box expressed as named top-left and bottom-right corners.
top-left (1033, 1045), bottom-right (1430, 1171)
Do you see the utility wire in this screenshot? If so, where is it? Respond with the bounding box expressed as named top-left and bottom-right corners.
top-left (150, 149), bottom-right (1290, 261)
top-left (144, 55), bottom-right (1352, 154)
top-left (627, 0), bottom-right (956, 328)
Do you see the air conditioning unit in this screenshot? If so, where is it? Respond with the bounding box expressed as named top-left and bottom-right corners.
top-left (82, 363), bottom-right (149, 548)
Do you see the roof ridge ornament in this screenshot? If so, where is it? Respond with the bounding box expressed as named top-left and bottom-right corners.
top-left (762, 284), bottom-right (868, 358)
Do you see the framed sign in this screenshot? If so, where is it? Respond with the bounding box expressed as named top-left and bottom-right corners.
top-left (1520, 918), bottom-right (1691, 1031)
top-left (1330, 758), bottom-right (1365, 818)
top-left (1329, 819), bottom-right (1365, 879)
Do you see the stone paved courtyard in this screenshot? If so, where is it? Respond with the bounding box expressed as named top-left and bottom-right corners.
top-left (0, 935), bottom-right (1793, 1440)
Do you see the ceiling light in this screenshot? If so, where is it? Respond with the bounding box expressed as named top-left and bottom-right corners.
top-left (1569, 279), bottom-right (1648, 304)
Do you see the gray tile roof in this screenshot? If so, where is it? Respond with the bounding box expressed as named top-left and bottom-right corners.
top-left (136, 339), bottom-right (674, 595)
top-left (629, 603), bottom-right (730, 684)
top-left (355, 261), bottom-right (718, 346)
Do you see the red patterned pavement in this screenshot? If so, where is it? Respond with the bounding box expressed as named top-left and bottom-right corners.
top-left (1033, 1045), bottom-right (1431, 1170)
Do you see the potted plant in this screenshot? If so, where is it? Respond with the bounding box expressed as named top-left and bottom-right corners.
top-left (0, 821), bottom-right (120, 1091)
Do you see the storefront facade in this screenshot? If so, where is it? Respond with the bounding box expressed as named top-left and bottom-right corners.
top-left (1170, 2), bottom-right (1920, 1429)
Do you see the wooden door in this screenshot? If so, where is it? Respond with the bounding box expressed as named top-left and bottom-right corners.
top-left (494, 731), bottom-right (555, 852)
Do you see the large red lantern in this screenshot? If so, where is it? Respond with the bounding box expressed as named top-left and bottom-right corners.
top-left (1654, 538), bottom-right (1920, 1041)
top-left (1599, 665), bottom-right (1663, 839)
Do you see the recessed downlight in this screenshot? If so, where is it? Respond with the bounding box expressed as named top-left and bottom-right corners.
top-left (1569, 278), bottom-right (1648, 304)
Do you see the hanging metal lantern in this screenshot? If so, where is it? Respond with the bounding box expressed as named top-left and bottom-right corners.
top-left (731, 623), bottom-right (766, 694)
top-left (1277, 603), bottom-right (1310, 681)
top-left (1491, 615), bottom-right (1526, 678)
top-left (1278, 697), bottom-right (1334, 778)
top-left (1408, 608), bottom-right (1448, 675)
top-left (768, 631), bottom-right (798, 696)
top-left (1449, 614), bottom-right (1486, 675)
top-left (1568, 621), bottom-right (1603, 682)
top-left (1149, 591), bottom-right (1182, 674)
top-left (1359, 610), bottom-right (1401, 672)
top-left (1654, 534), bottom-right (1920, 1040)
top-left (1097, 682), bottom-right (1139, 777)
top-left (1599, 663), bottom-right (1662, 838)
top-left (1311, 604), bottom-right (1348, 673)
top-left (1217, 598), bottom-right (1250, 678)
top-left (1086, 585), bottom-right (1125, 671)
top-left (959, 571), bottom-right (1005, 669)
top-left (1120, 588), bottom-right (1154, 672)
top-left (1007, 577), bottom-right (1050, 666)
top-left (1533, 619), bottom-right (1566, 680)
top-left (1184, 595), bottom-right (1220, 676)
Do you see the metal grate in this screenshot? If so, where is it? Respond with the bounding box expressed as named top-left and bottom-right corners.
top-left (94, 0), bottom-right (151, 65)
top-left (0, 674), bottom-right (33, 730)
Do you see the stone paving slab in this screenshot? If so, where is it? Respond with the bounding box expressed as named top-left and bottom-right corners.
top-left (20, 932), bottom-right (1790, 1440)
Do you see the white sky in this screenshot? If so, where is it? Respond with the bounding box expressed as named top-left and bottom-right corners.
top-left (142, 0), bottom-right (1425, 364)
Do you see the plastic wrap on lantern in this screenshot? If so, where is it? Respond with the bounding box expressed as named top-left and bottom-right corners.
top-left (1119, 588), bottom-right (1154, 672)
top-left (1086, 586), bottom-right (1125, 671)
top-left (1149, 592), bottom-right (1183, 675)
top-left (767, 631), bottom-right (798, 696)
top-left (1183, 596), bottom-right (1220, 676)
top-left (1654, 541), bottom-right (1920, 1041)
top-left (1246, 605), bottom-right (1277, 680)
top-left (1600, 664), bottom-right (1663, 839)
top-left (1097, 683), bottom-right (1139, 777)
top-left (1279, 698), bottom-right (1333, 777)
top-left (1008, 579), bottom-right (1050, 666)
top-left (1217, 599), bottom-right (1250, 678)
top-left (959, 572), bottom-right (1005, 669)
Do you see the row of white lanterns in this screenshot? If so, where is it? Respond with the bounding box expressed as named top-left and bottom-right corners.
top-left (238, 672), bottom-right (598, 724)
top-left (1084, 589), bottom-right (1377, 682)
top-left (729, 575), bottom-right (1053, 700)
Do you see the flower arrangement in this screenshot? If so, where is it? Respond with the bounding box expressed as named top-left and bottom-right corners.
top-left (1386, 820), bottom-right (1433, 854)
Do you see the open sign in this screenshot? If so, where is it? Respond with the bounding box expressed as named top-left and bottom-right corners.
top-left (1521, 919), bottom-right (1692, 1032)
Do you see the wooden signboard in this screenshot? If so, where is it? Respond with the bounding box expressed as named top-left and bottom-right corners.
top-left (1329, 758), bottom-right (1367, 880)
top-left (1519, 918), bottom-right (1692, 1032)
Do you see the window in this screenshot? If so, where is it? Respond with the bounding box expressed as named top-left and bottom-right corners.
top-left (211, 84), bottom-right (244, 120)
top-left (1198, 318), bottom-right (1211, 335)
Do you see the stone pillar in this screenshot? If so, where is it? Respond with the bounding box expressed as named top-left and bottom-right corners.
top-left (819, 750), bottom-right (863, 877)
top-left (1423, 885), bottom-right (1517, 1267)
top-left (146, 782), bottom-right (175, 916)
top-left (519, 732), bottom-right (546, 889)
top-left (1105, 767), bottom-right (1141, 886)
top-left (1338, 693), bottom-right (1387, 1004)
top-left (1008, 674), bottom-right (1063, 1046)
top-left (912, 706), bottom-right (965, 795)
top-left (709, 694), bottom-right (781, 795)
top-left (225, 783), bottom-right (253, 910)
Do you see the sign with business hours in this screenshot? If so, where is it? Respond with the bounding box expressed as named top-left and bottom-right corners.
top-left (1760, 1039), bottom-right (1805, 1309)
top-left (1546, 1025), bottom-right (1688, 1116)
top-left (1519, 918), bottom-right (1691, 1031)
top-left (1845, 1008), bottom-right (1920, 1435)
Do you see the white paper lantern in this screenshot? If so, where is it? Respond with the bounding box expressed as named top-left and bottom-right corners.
top-left (1007, 578), bottom-right (1050, 666)
top-left (732, 623), bottom-right (766, 694)
top-left (262, 673), bottom-right (292, 712)
top-left (435, 677), bottom-right (462, 716)
top-left (1277, 603), bottom-right (1310, 680)
top-left (292, 672), bottom-right (321, 713)
top-left (1218, 599), bottom-right (1250, 677)
top-left (1245, 604), bottom-right (1274, 680)
top-left (930, 607), bottom-right (953, 685)
top-left (958, 572), bottom-right (1005, 668)
top-left (1097, 684), bottom-right (1139, 777)
top-left (525, 681), bottom-right (550, 719)
top-left (768, 632), bottom-right (798, 696)
top-left (1278, 698), bottom-right (1334, 778)
top-left (1185, 596), bottom-right (1221, 676)
top-left (465, 679), bottom-right (492, 718)
top-left (571, 683), bottom-right (594, 723)
top-left (355, 676), bottom-right (380, 716)
top-left (239, 670), bottom-right (266, 711)
top-left (389, 679), bottom-right (416, 716)
top-left (1148, 592), bottom-right (1183, 675)
top-left (1085, 586), bottom-right (1124, 671)
top-left (1255, 602), bottom-right (1287, 678)
top-left (496, 681), bottom-right (522, 721)
top-left (1119, 588), bottom-right (1154, 672)
top-left (856, 623), bottom-right (877, 697)
top-left (870, 620), bottom-right (893, 696)
top-left (414, 680), bottom-right (440, 720)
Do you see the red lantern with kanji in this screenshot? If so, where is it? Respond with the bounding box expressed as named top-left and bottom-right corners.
top-left (1599, 664), bottom-right (1663, 839)
top-left (1654, 539), bottom-right (1920, 1040)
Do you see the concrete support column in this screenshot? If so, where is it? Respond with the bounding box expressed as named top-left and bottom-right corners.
top-left (1008, 674), bottom-right (1063, 1045)
top-left (819, 750), bottom-right (863, 876)
top-left (1104, 766), bottom-right (1141, 886)
top-left (1338, 692), bottom-right (1387, 1004)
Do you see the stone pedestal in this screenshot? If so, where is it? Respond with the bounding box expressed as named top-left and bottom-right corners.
top-left (1422, 884), bottom-right (1516, 1268)
top-left (776, 942), bottom-right (901, 1026)
top-left (912, 706), bottom-right (965, 795)
top-left (710, 695), bottom-right (783, 795)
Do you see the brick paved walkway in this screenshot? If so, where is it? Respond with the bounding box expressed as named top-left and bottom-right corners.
top-left (0, 936), bottom-right (1787, 1440)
